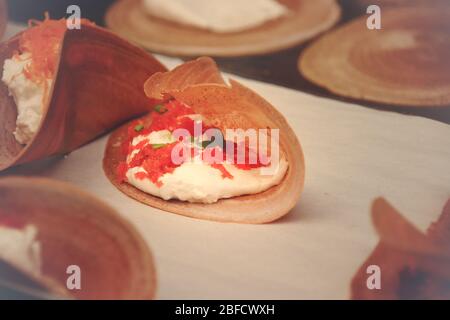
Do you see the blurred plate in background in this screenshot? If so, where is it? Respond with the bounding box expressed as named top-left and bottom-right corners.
top-left (299, 5), bottom-right (450, 108)
top-left (0, 177), bottom-right (157, 300)
top-left (105, 0), bottom-right (341, 57)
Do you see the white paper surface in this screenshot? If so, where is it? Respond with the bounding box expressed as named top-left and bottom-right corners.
top-left (2, 25), bottom-right (450, 300)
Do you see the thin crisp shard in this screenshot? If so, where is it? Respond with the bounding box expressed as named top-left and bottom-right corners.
top-left (371, 198), bottom-right (444, 258)
top-left (145, 58), bottom-right (280, 134)
top-left (144, 57), bottom-right (225, 100)
top-left (351, 197), bottom-right (450, 299)
top-left (428, 199), bottom-right (450, 245)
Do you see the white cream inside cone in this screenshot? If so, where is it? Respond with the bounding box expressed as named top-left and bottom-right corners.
top-left (2, 53), bottom-right (50, 145)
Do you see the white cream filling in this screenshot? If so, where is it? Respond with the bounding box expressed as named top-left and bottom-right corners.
top-left (2, 53), bottom-right (50, 145)
top-left (143, 0), bottom-right (288, 33)
top-left (0, 225), bottom-right (42, 277)
top-left (126, 129), bottom-right (288, 204)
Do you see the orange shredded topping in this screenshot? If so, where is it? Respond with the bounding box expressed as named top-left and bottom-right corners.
top-left (16, 13), bottom-right (94, 84)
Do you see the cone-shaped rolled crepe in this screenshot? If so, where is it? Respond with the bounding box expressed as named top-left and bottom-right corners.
top-left (0, 0), bottom-right (6, 39)
top-left (104, 57), bottom-right (305, 224)
top-left (0, 176), bottom-right (156, 299)
top-left (351, 198), bottom-right (450, 299)
top-left (299, 6), bottom-right (450, 107)
top-left (0, 19), bottom-right (167, 172)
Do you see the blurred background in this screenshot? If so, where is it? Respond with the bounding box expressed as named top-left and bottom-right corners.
top-left (3, 0), bottom-right (450, 123)
top-left (7, 0), bottom-right (113, 25)
top-left (3, 0), bottom-right (361, 92)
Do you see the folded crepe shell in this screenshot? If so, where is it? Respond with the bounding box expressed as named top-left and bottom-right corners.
top-left (0, 176), bottom-right (156, 299)
top-left (0, 0), bottom-right (6, 39)
top-left (299, 6), bottom-right (450, 107)
top-left (0, 23), bottom-right (167, 172)
top-left (104, 57), bottom-right (305, 224)
top-left (351, 198), bottom-right (450, 299)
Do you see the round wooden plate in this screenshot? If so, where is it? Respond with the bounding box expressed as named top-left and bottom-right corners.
top-left (0, 177), bottom-right (156, 299)
top-left (105, 0), bottom-right (341, 57)
top-left (299, 6), bottom-right (450, 107)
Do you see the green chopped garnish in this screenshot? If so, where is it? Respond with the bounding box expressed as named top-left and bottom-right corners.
top-left (134, 124), bottom-right (144, 132)
top-left (202, 136), bottom-right (224, 149)
top-left (154, 104), bottom-right (168, 114)
top-left (201, 140), bottom-right (213, 149)
top-left (151, 143), bottom-right (167, 149)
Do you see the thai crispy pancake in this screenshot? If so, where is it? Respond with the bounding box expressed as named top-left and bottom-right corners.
top-left (0, 20), bottom-right (166, 171)
top-left (104, 58), bottom-right (305, 224)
